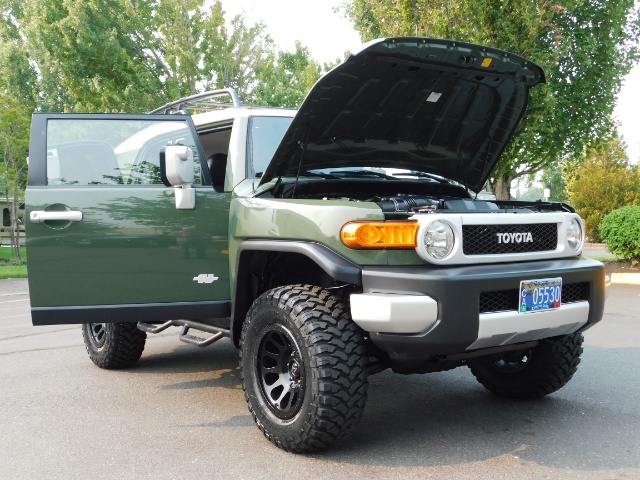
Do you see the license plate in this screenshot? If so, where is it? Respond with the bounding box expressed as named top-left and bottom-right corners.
top-left (519, 278), bottom-right (562, 313)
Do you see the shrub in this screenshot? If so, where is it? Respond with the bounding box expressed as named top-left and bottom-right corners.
top-left (600, 206), bottom-right (640, 263)
top-left (565, 138), bottom-right (640, 241)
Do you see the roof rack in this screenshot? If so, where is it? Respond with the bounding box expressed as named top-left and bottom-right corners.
top-left (150, 88), bottom-right (242, 114)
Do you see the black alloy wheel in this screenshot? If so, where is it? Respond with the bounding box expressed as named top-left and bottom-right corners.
top-left (86, 323), bottom-right (107, 349)
top-left (257, 325), bottom-right (306, 420)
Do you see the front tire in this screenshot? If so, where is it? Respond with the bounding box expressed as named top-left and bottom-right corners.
top-left (468, 333), bottom-right (584, 399)
top-left (240, 285), bottom-right (368, 452)
top-left (81, 322), bottom-right (147, 369)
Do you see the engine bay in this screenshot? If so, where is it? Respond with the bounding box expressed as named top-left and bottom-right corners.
top-left (261, 178), bottom-right (574, 216)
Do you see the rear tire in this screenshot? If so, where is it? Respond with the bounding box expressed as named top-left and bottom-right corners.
top-left (240, 284), bottom-right (368, 452)
top-left (468, 333), bottom-right (584, 399)
top-left (82, 322), bottom-right (147, 369)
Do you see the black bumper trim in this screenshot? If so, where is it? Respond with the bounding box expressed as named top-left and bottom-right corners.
top-left (363, 257), bottom-right (606, 357)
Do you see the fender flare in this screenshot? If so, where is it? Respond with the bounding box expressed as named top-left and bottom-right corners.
top-left (230, 240), bottom-right (362, 346)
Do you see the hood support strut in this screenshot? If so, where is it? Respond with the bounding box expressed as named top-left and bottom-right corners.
top-left (290, 125), bottom-right (311, 199)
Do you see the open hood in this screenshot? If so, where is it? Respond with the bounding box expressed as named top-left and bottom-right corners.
top-left (260, 37), bottom-right (545, 192)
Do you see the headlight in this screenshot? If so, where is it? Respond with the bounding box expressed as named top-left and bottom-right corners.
top-left (567, 217), bottom-right (583, 251)
top-left (423, 220), bottom-right (455, 260)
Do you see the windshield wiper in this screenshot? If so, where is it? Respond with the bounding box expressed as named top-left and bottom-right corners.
top-left (258, 170), bottom-right (340, 179)
top-left (299, 170), bottom-right (340, 179)
top-left (329, 170), bottom-right (396, 180)
top-left (391, 171), bottom-right (450, 184)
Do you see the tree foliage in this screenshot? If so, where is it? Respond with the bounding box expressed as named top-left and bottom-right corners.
top-left (517, 186), bottom-right (545, 202)
top-left (343, 0), bottom-right (640, 199)
top-left (565, 137), bottom-right (640, 241)
top-left (0, 95), bottom-right (30, 260)
top-left (252, 42), bottom-right (324, 108)
top-left (539, 162), bottom-right (567, 203)
top-left (0, 0), bottom-right (283, 112)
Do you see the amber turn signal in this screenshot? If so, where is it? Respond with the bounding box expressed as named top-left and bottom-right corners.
top-left (341, 221), bottom-right (418, 249)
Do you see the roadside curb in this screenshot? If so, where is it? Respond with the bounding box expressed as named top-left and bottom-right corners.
top-left (610, 273), bottom-right (640, 285)
top-left (0, 278), bottom-right (29, 296)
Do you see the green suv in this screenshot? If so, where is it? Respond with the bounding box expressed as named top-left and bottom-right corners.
top-left (26, 38), bottom-right (607, 452)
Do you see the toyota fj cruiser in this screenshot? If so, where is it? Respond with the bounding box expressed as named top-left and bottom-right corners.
top-left (25, 38), bottom-right (607, 452)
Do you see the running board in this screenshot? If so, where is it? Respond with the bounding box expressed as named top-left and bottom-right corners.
top-left (137, 320), bottom-right (231, 348)
top-left (179, 325), bottom-right (228, 347)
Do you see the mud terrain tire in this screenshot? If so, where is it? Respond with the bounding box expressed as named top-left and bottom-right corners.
top-left (469, 333), bottom-right (584, 399)
top-left (82, 322), bottom-right (147, 369)
top-left (240, 284), bottom-right (368, 452)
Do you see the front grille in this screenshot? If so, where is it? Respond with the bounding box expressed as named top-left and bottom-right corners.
top-left (562, 282), bottom-right (589, 304)
top-left (480, 289), bottom-right (519, 313)
top-left (479, 282), bottom-right (589, 313)
top-left (463, 224), bottom-right (557, 255)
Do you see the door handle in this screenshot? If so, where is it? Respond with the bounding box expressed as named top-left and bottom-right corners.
top-left (30, 211), bottom-right (83, 223)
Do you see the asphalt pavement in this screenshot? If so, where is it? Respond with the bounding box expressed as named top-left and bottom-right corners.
top-left (1, 277), bottom-right (639, 479)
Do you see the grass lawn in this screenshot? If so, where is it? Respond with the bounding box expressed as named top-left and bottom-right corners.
top-left (0, 246), bottom-right (28, 279)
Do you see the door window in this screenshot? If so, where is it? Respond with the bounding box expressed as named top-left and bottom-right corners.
top-left (46, 119), bottom-right (202, 186)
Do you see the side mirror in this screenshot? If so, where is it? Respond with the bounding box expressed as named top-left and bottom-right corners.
top-left (160, 145), bottom-right (195, 210)
top-left (161, 145), bottom-right (194, 186)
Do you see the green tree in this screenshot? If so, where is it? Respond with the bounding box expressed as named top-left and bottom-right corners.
top-left (540, 162), bottom-right (567, 203)
top-left (518, 186), bottom-right (545, 202)
top-left (252, 41), bottom-right (323, 108)
top-left (1, 0), bottom-right (278, 112)
top-left (0, 95), bottom-right (29, 260)
top-left (344, 0), bottom-right (640, 199)
top-left (198, 6), bottom-right (277, 99)
top-left (565, 137), bottom-right (640, 241)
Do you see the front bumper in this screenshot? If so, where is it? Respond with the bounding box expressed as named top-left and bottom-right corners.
top-left (350, 257), bottom-right (606, 357)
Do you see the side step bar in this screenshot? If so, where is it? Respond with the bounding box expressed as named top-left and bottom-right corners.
top-left (137, 320), bottom-right (230, 348)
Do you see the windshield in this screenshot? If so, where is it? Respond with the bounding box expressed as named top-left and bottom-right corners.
top-left (248, 116), bottom-right (293, 177)
top-left (246, 115), bottom-right (453, 185)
